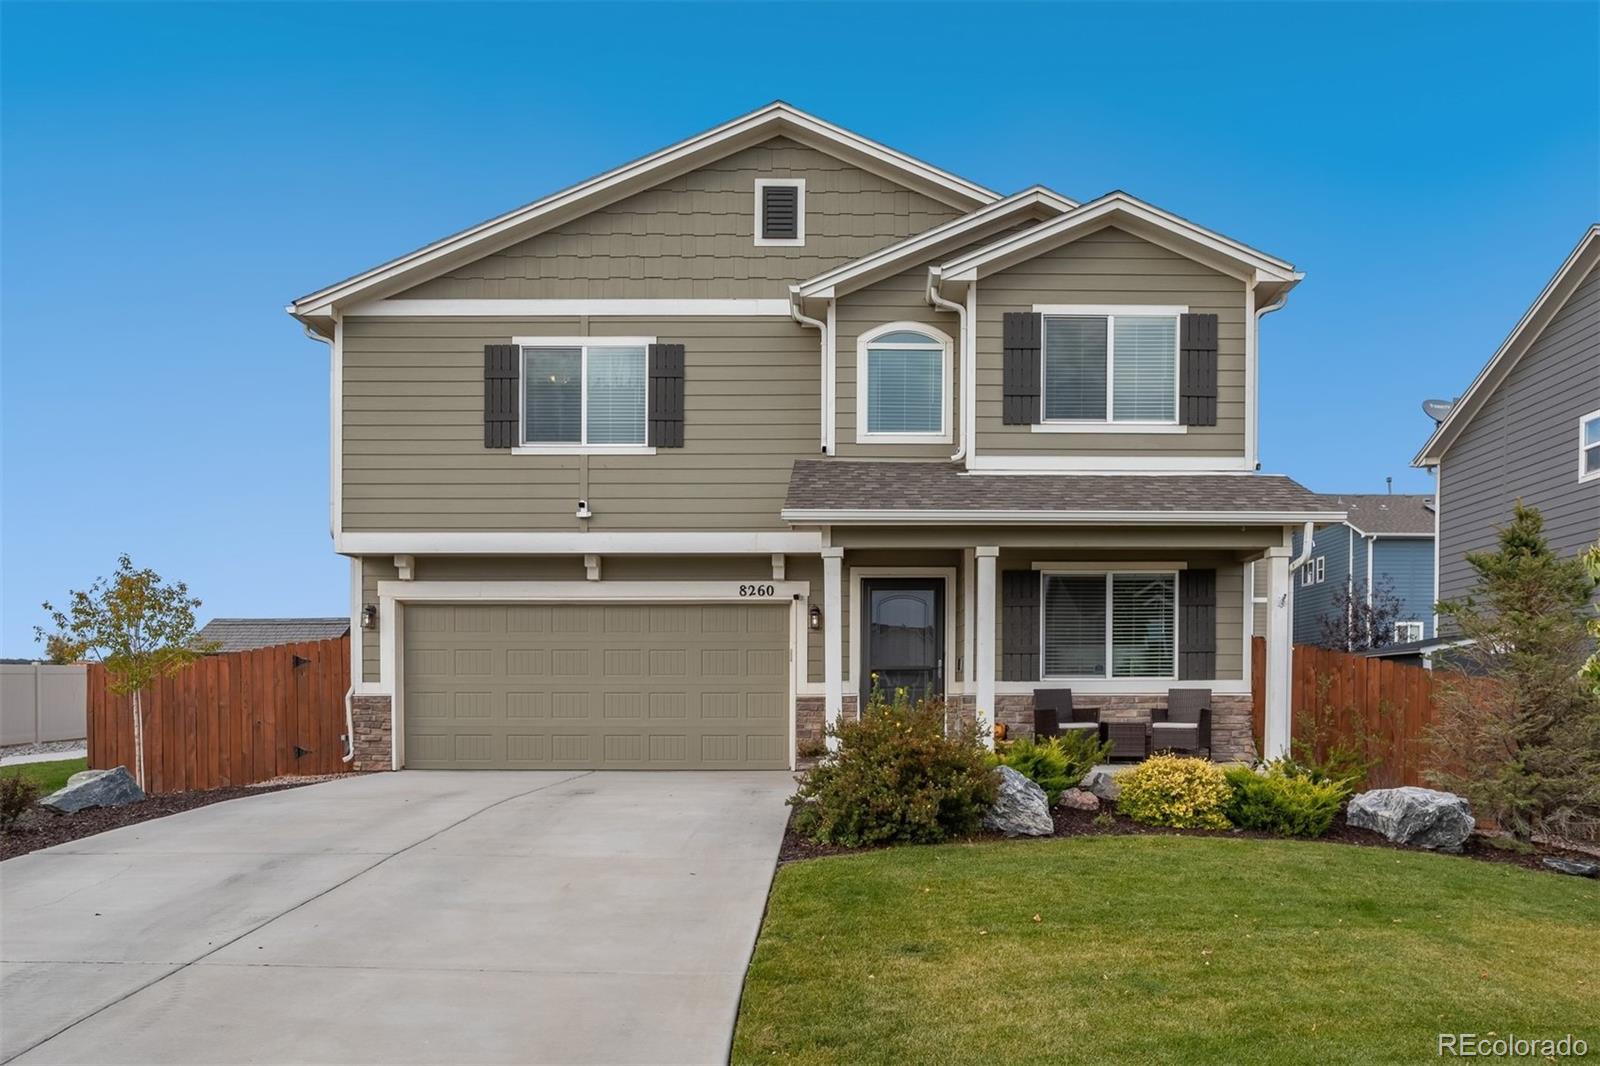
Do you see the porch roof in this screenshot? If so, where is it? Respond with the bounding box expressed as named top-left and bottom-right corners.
top-left (781, 461), bottom-right (1341, 526)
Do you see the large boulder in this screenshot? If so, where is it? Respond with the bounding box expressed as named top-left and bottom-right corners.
top-left (982, 766), bottom-right (1054, 837)
top-left (1080, 768), bottom-right (1121, 802)
top-left (1346, 787), bottom-right (1473, 852)
top-left (40, 766), bottom-right (144, 814)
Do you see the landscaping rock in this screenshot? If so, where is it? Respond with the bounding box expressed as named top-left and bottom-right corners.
top-left (1346, 787), bottom-right (1474, 852)
top-left (1057, 788), bottom-right (1100, 812)
top-left (1541, 857), bottom-right (1600, 878)
top-left (39, 767), bottom-right (143, 815)
top-left (1080, 768), bottom-right (1121, 802)
top-left (982, 766), bottom-right (1053, 837)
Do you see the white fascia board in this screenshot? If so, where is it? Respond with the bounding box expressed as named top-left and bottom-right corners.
top-left (965, 453), bottom-right (1257, 472)
top-left (938, 192), bottom-right (1298, 284)
top-left (345, 298), bottom-right (792, 318)
top-left (779, 508), bottom-right (1348, 526)
top-left (1414, 225), bottom-right (1600, 466)
top-left (289, 103), bottom-right (999, 317)
top-left (377, 579), bottom-right (811, 602)
top-left (793, 186), bottom-right (1076, 299)
top-left (336, 531), bottom-right (826, 555)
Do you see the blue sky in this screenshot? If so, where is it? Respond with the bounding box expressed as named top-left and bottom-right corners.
top-left (2, 2), bottom-right (1596, 654)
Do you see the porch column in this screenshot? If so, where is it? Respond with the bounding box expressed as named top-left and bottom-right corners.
top-left (975, 546), bottom-right (998, 750)
top-left (1264, 545), bottom-right (1293, 759)
top-left (822, 547), bottom-right (844, 750)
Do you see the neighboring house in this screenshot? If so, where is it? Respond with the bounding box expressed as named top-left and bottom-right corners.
top-left (196, 618), bottom-right (351, 654)
top-left (1290, 495), bottom-right (1437, 646)
top-left (1414, 225), bottom-right (1600, 623)
top-left (287, 103), bottom-right (1337, 773)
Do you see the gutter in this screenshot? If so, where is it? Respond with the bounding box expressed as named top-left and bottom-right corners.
top-left (789, 286), bottom-right (830, 454)
top-left (925, 267), bottom-right (968, 462)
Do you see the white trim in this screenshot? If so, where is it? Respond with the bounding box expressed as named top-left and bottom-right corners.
top-left (963, 453), bottom-right (1257, 473)
top-left (854, 321), bottom-right (954, 445)
top-left (1244, 283), bottom-right (1258, 470)
top-left (996, 679), bottom-right (1251, 697)
top-left (780, 507), bottom-right (1346, 526)
top-left (961, 547), bottom-right (976, 686)
top-left (336, 531), bottom-right (825, 555)
top-left (515, 337), bottom-right (653, 448)
top-left (290, 102), bottom-right (998, 319)
top-left (378, 579), bottom-right (809, 602)
top-left (753, 178), bottom-right (806, 247)
top-left (974, 547), bottom-right (998, 748)
top-left (1394, 620), bottom-right (1426, 644)
top-left (512, 445), bottom-right (657, 457)
top-left (1030, 560), bottom-right (1188, 571)
top-left (329, 316), bottom-right (343, 539)
top-left (1263, 545), bottom-right (1293, 759)
top-left (822, 547), bottom-right (844, 748)
top-left (1037, 568), bottom-right (1180, 683)
top-left (348, 557), bottom-right (364, 686)
top-left (848, 567), bottom-right (959, 704)
top-left (348, 298), bottom-right (792, 318)
top-left (1032, 303), bottom-right (1188, 317)
top-left (1415, 226), bottom-right (1600, 465)
top-left (1031, 423), bottom-right (1188, 435)
top-left (1580, 409), bottom-right (1600, 483)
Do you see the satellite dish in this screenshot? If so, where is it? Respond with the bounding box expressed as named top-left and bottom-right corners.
top-left (1422, 398), bottom-right (1455, 424)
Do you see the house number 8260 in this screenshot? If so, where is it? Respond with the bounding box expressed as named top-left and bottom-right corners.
top-left (739, 584), bottom-right (776, 597)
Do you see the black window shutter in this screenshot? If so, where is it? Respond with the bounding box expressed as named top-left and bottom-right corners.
top-left (1001, 569), bottom-right (1040, 682)
top-left (761, 185), bottom-right (799, 240)
top-left (647, 343), bottom-right (685, 448)
top-left (1002, 312), bottom-right (1042, 425)
top-left (1179, 568), bottom-right (1217, 680)
top-left (483, 344), bottom-right (519, 449)
top-left (1179, 313), bottom-right (1219, 427)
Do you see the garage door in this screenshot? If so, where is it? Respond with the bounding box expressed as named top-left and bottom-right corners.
top-left (401, 602), bottom-right (790, 769)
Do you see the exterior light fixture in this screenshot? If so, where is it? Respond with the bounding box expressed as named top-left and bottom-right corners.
top-left (808, 605), bottom-right (822, 631)
top-left (361, 604), bottom-right (378, 629)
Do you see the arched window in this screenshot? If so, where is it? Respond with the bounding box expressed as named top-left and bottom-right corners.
top-left (855, 322), bottom-right (952, 443)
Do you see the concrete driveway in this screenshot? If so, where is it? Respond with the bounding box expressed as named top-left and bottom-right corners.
top-left (1, 770), bottom-right (793, 1065)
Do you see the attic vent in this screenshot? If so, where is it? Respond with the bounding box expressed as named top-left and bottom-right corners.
top-left (755, 180), bottom-right (804, 245)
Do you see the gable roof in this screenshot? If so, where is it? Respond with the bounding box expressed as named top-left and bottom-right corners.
top-left (791, 185), bottom-right (1076, 304)
top-left (289, 103), bottom-right (1000, 333)
top-left (1319, 494), bottom-right (1435, 536)
top-left (933, 190), bottom-right (1301, 301)
top-left (1413, 225), bottom-right (1600, 466)
top-left (197, 617), bottom-right (350, 653)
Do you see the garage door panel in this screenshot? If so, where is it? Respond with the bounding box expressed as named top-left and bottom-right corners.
top-left (403, 602), bottom-right (788, 770)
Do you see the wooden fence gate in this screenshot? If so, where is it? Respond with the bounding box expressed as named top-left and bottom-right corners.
top-left (87, 635), bottom-right (353, 793)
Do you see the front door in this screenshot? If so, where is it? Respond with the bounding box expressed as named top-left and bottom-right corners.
top-left (860, 578), bottom-right (945, 707)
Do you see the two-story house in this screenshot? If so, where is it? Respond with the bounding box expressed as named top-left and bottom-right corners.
top-left (288, 104), bottom-right (1336, 773)
top-left (1291, 494), bottom-right (1436, 647)
top-left (1414, 225), bottom-right (1599, 624)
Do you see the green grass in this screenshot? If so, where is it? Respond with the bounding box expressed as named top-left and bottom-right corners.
top-left (0, 757), bottom-right (87, 795)
top-left (733, 837), bottom-right (1600, 1065)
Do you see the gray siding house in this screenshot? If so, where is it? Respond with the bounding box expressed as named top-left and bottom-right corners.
top-left (288, 104), bottom-right (1335, 773)
top-left (1290, 495), bottom-right (1436, 646)
top-left (1415, 226), bottom-right (1600, 617)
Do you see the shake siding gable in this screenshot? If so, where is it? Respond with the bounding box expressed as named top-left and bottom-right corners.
top-left (975, 227), bottom-right (1247, 458)
top-left (1437, 263), bottom-right (1600, 605)
top-left (397, 138), bottom-right (963, 301)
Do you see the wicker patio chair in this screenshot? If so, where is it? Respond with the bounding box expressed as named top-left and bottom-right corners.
top-left (1033, 689), bottom-right (1101, 740)
top-left (1151, 688), bottom-right (1212, 756)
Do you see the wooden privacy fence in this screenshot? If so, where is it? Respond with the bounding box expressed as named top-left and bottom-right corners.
top-left (87, 636), bottom-right (353, 793)
top-left (1251, 636), bottom-right (1441, 788)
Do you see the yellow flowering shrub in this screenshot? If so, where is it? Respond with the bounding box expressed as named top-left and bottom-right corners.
top-left (1116, 754), bottom-right (1232, 829)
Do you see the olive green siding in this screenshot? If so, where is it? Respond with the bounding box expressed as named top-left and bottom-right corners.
top-left (343, 315), bottom-right (820, 533)
top-left (398, 138), bottom-right (963, 301)
top-left (974, 227), bottom-right (1248, 457)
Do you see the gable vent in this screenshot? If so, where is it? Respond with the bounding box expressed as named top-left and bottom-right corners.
top-left (761, 183), bottom-right (800, 241)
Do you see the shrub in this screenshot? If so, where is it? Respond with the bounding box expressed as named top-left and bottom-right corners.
top-left (995, 731), bottom-right (1111, 804)
top-left (1116, 755), bottom-right (1231, 829)
top-left (1224, 765), bottom-right (1346, 837)
top-left (0, 775), bottom-right (40, 834)
top-left (1269, 752), bottom-right (1363, 799)
top-left (789, 685), bottom-right (998, 847)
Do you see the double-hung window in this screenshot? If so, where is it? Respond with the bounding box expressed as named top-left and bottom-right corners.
top-left (1581, 410), bottom-right (1600, 482)
top-left (1041, 307), bottom-right (1180, 425)
top-left (1041, 570), bottom-right (1177, 679)
top-left (857, 323), bottom-right (951, 442)
top-left (518, 338), bottom-right (651, 449)
top-left (1394, 621), bottom-right (1425, 643)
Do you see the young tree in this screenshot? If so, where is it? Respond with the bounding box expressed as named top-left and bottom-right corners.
top-left (1427, 504), bottom-right (1600, 843)
top-left (35, 555), bottom-right (212, 789)
top-left (1316, 576), bottom-right (1408, 652)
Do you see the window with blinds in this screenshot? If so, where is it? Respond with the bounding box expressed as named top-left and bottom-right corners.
top-left (1043, 312), bottom-right (1178, 423)
top-left (864, 328), bottom-right (944, 436)
top-left (522, 343), bottom-right (646, 446)
top-left (1042, 571), bottom-right (1177, 679)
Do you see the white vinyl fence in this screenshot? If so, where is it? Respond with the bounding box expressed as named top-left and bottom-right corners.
top-left (1, 662), bottom-right (87, 746)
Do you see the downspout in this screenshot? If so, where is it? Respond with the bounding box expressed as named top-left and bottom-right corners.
top-left (789, 287), bottom-right (829, 454)
top-left (342, 689), bottom-right (355, 763)
top-left (925, 267), bottom-right (967, 462)
top-left (1290, 521), bottom-right (1315, 571)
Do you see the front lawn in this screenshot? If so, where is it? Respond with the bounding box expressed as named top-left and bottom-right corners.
top-left (733, 836), bottom-right (1599, 1065)
top-left (0, 757), bottom-right (86, 795)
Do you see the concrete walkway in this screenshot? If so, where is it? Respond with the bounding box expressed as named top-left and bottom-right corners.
top-left (1, 770), bottom-right (794, 1065)
top-left (0, 747), bottom-right (87, 767)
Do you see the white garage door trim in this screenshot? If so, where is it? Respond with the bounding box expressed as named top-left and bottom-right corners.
top-left (377, 580), bottom-right (810, 770)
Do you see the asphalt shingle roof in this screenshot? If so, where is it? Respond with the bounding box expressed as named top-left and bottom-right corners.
top-left (783, 461), bottom-right (1335, 517)
top-left (196, 618), bottom-right (350, 653)
top-left (1319, 494), bottom-right (1435, 536)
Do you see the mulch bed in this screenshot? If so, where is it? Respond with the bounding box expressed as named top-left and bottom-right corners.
top-left (1, 779), bottom-right (326, 861)
top-left (779, 803), bottom-right (1598, 875)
